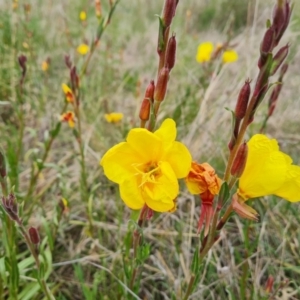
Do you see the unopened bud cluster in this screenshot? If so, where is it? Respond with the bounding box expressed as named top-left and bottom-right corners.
top-left (229, 0), bottom-right (291, 151)
top-left (139, 0), bottom-right (178, 126)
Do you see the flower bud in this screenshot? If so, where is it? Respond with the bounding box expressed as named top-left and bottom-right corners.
top-left (270, 44), bottom-right (289, 76)
top-left (235, 79), bottom-right (251, 120)
top-left (70, 66), bottom-right (80, 90)
top-left (139, 81), bottom-right (155, 121)
top-left (260, 27), bottom-right (275, 55)
top-left (265, 276), bottom-right (274, 294)
top-left (231, 142), bottom-right (248, 178)
top-left (165, 34), bottom-right (176, 70)
top-left (64, 55), bottom-right (72, 69)
top-left (18, 55), bottom-right (27, 71)
top-left (162, 0), bottom-right (176, 28)
top-left (29, 227), bottom-right (40, 245)
top-left (154, 67), bottom-right (169, 102)
top-left (0, 149), bottom-right (6, 179)
top-left (280, 63), bottom-right (288, 77)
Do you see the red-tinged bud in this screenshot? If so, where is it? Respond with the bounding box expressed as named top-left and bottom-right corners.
top-left (162, 0), bottom-right (176, 28)
top-left (231, 142), bottom-right (248, 178)
top-left (70, 66), bottom-right (80, 89)
top-left (154, 67), bottom-right (169, 102)
top-left (140, 80), bottom-right (155, 121)
top-left (228, 135), bottom-right (236, 151)
top-left (272, 0), bottom-right (286, 36)
top-left (64, 55), bottom-right (72, 69)
top-left (280, 63), bottom-right (288, 77)
top-left (165, 34), bottom-right (176, 70)
top-left (18, 55), bottom-right (27, 71)
top-left (265, 276), bottom-right (274, 294)
top-left (2, 194), bottom-right (19, 222)
top-left (260, 27), bottom-right (275, 55)
top-left (254, 54), bottom-right (272, 99)
top-left (235, 79), bottom-right (251, 119)
top-left (139, 99), bottom-right (151, 121)
top-left (270, 44), bottom-right (289, 76)
top-left (29, 227), bottom-right (40, 245)
top-left (0, 149), bottom-right (6, 178)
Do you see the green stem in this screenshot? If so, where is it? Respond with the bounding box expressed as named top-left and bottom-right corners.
top-left (182, 274), bottom-right (195, 300)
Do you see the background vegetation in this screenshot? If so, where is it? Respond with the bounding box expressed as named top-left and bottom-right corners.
top-left (0, 0), bottom-right (300, 299)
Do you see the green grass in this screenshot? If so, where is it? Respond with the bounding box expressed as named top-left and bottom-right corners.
top-left (0, 0), bottom-right (300, 299)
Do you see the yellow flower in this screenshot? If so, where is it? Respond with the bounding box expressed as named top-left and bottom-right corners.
top-left (79, 11), bottom-right (87, 21)
top-left (60, 111), bottom-right (75, 128)
top-left (100, 118), bottom-right (192, 212)
top-left (77, 43), bottom-right (89, 55)
top-left (222, 50), bottom-right (238, 64)
top-left (41, 61), bottom-right (49, 71)
top-left (238, 134), bottom-right (300, 202)
top-left (196, 42), bottom-right (214, 63)
top-left (104, 113), bottom-right (123, 123)
top-left (61, 83), bottom-right (74, 102)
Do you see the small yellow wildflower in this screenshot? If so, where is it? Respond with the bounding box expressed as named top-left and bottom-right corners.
top-left (222, 50), bottom-right (238, 64)
top-left (61, 111), bottom-right (75, 128)
top-left (79, 11), bottom-right (87, 21)
top-left (238, 134), bottom-right (300, 202)
top-left (196, 42), bottom-right (214, 63)
top-left (22, 42), bottom-right (29, 49)
top-left (104, 113), bottom-right (123, 123)
top-left (41, 61), bottom-right (49, 71)
top-left (77, 43), bottom-right (89, 55)
top-left (100, 118), bottom-right (192, 212)
top-left (61, 83), bottom-right (74, 102)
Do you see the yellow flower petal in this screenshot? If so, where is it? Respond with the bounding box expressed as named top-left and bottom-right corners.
top-left (238, 134), bottom-right (300, 202)
top-left (222, 50), bottom-right (238, 63)
top-left (79, 11), bottom-right (87, 21)
top-left (154, 118), bottom-right (176, 150)
top-left (145, 196), bottom-right (175, 212)
top-left (119, 177), bottom-right (145, 210)
top-left (196, 42), bottom-right (214, 63)
top-left (104, 113), bottom-right (123, 123)
top-left (127, 128), bottom-right (163, 162)
top-left (100, 142), bottom-right (144, 184)
top-left (273, 165), bottom-right (300, 202)
top-left (77, 43), bottom-right (89, 55)
top-left (164, 141), bottom-right (192, 178)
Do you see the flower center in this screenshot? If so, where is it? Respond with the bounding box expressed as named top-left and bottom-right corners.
top-left (133, 162), bottom-right (160, 188)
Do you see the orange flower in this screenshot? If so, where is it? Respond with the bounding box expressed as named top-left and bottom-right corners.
top-left (62, 83), bottom-right (74, 103)
top-left (61, 111), bottom-right (75, 128)
top-left (186, 162), bottom-right (221, 195)
top-left (186, 162), bottom-right (221, 234)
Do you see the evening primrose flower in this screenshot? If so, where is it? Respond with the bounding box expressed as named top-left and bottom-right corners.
top-left (196, 42), bottom-right (214, 63)
top-left (62, 83), bottom-right (74, 102)
top-left (79, 11), bottom-right (87, 21)
top-left (77, 43), bottom-right (89, 55)
top-left (222, 50), bottom-right (238, 63)
top-left (61, 111), bottom-right (75, 128)
top-left (233, 134), bottom-right (300, 221)
top-left (100, 118), bottom-right (192, 212)
top-left (238, 134), bottom-right (300, 202)
top-left (41, 61), bottom-right (49, 71)
top-left (104, 113), bottom-right (123, 123)
top-left (186, 162), bottom-right (221, 234)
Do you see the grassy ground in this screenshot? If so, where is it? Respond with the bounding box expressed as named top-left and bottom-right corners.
top-left (0, 0), bottom-right (300, 299)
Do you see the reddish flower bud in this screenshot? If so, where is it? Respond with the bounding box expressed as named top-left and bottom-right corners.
top-left (18, 55), bottom-right (27, 71)
top-left (0, 149), bottom-right (6, 178)
top-left (280, 63), bottom-right (288, 77)
top-left (2, 194), bottom-right (19, 222)
top-left (235, 79), bottom-right (251, 120)
top-left (231, 142), bottom-right (248, 178)
top-left (29, 227), bottom-right (40, 245)
top-left (265, 276), bottom-right (274, 294)
top-left (270, 44), bottom-right (289, 76)
top-left (139, 81), bottom-right (155, 121)
top-left (64, 55), bottom-right (72, 69)
top-left (162, 0), bottom-right (176, 28)
top-left (70, 66), bottom-right (80, 90)
top-left (260, 27), bottom-right (275, 55)
top-left (165, 34), bottom-right (176, 70)
top-left (154, 67), bottom-right (169, 102)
